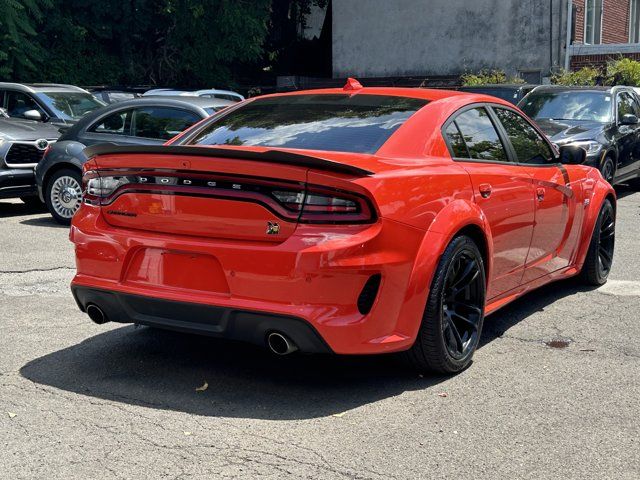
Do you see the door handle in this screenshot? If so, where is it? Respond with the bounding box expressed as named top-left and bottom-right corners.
top-left (479, 183), bottom-right (492, 198)
top-left (536, 187), bottom-right (545, 201)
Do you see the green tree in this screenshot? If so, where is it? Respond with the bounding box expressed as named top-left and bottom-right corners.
top-left (2, 0), bottom-right (329, 87)
top-left (0, 0), bottom-right (50, 78)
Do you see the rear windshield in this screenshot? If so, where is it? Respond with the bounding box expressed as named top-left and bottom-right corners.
top-left (187, 94), bottom-right (428, 154)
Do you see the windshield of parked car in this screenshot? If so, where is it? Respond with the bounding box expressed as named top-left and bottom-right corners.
top-left (35, 91), bottom-right (105, 120)
top-left (519, 90), bottom-right (613, 123)
top-left (188, 94), bottom-right (428, 154)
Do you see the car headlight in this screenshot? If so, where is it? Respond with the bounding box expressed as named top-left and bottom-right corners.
top-left (567, 140), bottom-right (603, 156)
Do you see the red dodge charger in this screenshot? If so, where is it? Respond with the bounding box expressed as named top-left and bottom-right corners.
top-left (70, 81), bottom-right (615, 373)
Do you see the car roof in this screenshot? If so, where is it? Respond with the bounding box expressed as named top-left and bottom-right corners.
top-left (155, 95), bottom-right (236, 107)
top-left (529, 85), bottom-right (633, 93)
top-left (254, 86), bottom-right (487, 103)
top-left (88, 96), bottom-right (235, 110)
top-left (0, 82), bottom-right (89, 93)
top-left (144, 88), bottom-right (244, 99)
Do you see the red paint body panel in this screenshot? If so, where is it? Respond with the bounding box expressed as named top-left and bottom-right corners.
top-left (71, 88), bottom-right (615, 354)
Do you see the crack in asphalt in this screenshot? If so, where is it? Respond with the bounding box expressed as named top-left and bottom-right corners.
top-left (0, 266), bottom-right (74, 274)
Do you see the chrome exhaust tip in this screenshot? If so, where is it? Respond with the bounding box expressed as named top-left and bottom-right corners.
top-left (86, 304), bottom-right (109, 324)
top-left (267, 332), bottom-right (298, 355)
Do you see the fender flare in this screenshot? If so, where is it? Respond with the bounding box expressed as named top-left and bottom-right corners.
top-left (37, 141), bottom-right (87, 194)
top-left (574, 174), bottom-right (616, 270)
top-left (394, 199), bottom-right (493, 341)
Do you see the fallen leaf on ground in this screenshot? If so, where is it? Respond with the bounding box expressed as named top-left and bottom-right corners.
top-left (7, 412), bottom-right (17, 418)
top-left (332, 412), bottom-right (346, 418)
top-left (183, 431), bottom-right (192, 436)
top-left (195, 381), bottom-right (208, 392)
top-left (437, 392), bottom-right (448, 398)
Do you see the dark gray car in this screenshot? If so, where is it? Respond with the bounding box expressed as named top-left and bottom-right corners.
top-left (35, 96), bottom-right (235, 223)
top-left (0, 112), bottom-right (61, 205)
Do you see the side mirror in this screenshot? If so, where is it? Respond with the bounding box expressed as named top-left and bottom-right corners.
top-left (558, 145), bottom-right (587, 165)
top-left (23, 109), bottom-right (42, 121)
top-left (620, 113), bottom-right (639, 125)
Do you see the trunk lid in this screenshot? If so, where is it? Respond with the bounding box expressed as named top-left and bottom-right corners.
top-left (84, 145), bottom-right (373, 242)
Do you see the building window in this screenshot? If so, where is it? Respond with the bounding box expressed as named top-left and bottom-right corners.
top-left (585, 0), bottom-right (603, 44)
top-left (631, 0), bottom-right (640, 43)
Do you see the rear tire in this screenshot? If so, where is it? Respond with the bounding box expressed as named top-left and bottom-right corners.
top-left (581, 199), bottom-right (615, 286)
top-left (600, 156), bottom-right (615, 185)
top-left (405, 235), bottom-right (486, 374)
top-left (45, 168), bottom-right (82, 225)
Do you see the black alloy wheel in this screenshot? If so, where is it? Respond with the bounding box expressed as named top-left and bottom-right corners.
top-left (405, 235), bottom-right (486, 374)
top-left (601, 157), bottom-right (615, 185)
top-left (582, 199), bottom-right (615, 286)
top-left (441, 251), bottom-right (485, 360)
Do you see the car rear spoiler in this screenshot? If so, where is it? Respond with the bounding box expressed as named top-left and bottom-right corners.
top-left (83, 144), bottom-right (374, 177)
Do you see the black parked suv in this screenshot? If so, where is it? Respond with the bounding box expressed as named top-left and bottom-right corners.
top-left (459, 84), bottom-right (538, 105)
top-left (519, 85), bottom-right (640, 185)
top-left (35, 96), bottom-right (234, 223)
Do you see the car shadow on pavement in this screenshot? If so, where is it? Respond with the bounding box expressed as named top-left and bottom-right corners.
top-left (19, 216), bottom-right (67, 229)
top-left (19, 278), bottom-right (590, 420)
top-left (615, 183), bottom-right (639, 199)
top-left (0, 200), bottom-right (47, 218)
top-left (479, 278), bottom-right (594, 348)
top-left (20, 325), bottom-right (444, 420)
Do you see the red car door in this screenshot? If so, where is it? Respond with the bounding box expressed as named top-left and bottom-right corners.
top-left (492, 107), bottom-right (577, 282)
top-left (444, 106), bottom-right (536, 299)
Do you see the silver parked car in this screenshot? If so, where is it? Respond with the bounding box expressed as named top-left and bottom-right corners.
top-left (0, 107), bottom-right (61, 205)
top-left (143, 88), bottom-right (244, 102)
top-left (0, 83), bottom-right (105, 124)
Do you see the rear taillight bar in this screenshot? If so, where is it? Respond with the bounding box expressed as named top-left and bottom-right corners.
top-left (83, 169), bottom-right (376, 224)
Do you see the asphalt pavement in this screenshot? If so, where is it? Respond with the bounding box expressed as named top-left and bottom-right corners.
top-left (1, 190), bottom-right (639, 479)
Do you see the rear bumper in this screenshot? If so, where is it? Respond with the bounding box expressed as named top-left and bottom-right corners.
top-left (70, 205), bottom-right (435, 354)
top-left (72, 286), bottom-right (331, 353)
top-left (0, 168), bottom-right (37, 199)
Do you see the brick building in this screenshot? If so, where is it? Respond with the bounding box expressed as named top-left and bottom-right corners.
top-left (569, 0), bottom-right (640, 69)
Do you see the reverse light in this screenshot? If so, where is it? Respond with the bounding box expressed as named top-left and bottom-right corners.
top-left (84, 172), bottom-right (135, 201)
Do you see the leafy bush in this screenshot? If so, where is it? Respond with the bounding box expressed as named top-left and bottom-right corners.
top-left (461, 69), bottom-right (524, 86)
top-left (605, 58), bottom-right (640, 87)
top-left (551, 67), bottom-right (600, 86)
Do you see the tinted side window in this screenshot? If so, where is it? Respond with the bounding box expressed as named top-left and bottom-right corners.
top-left (617, 92), bottom-right (639, 121)
top-left (133, 108), bottom-right (200, 140)
top-left (6, 91), bottom-right (46, 119)
top-left (90, 110), bottom-right (131, 135)
top-left (494, 108), bottom-right (554, 165)
top-left (444, 122), bottom-right (469, 158)
top-left (629, 92), bottom-right (640, 116)
top-left (453, 108), bottom-right (508, 162)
